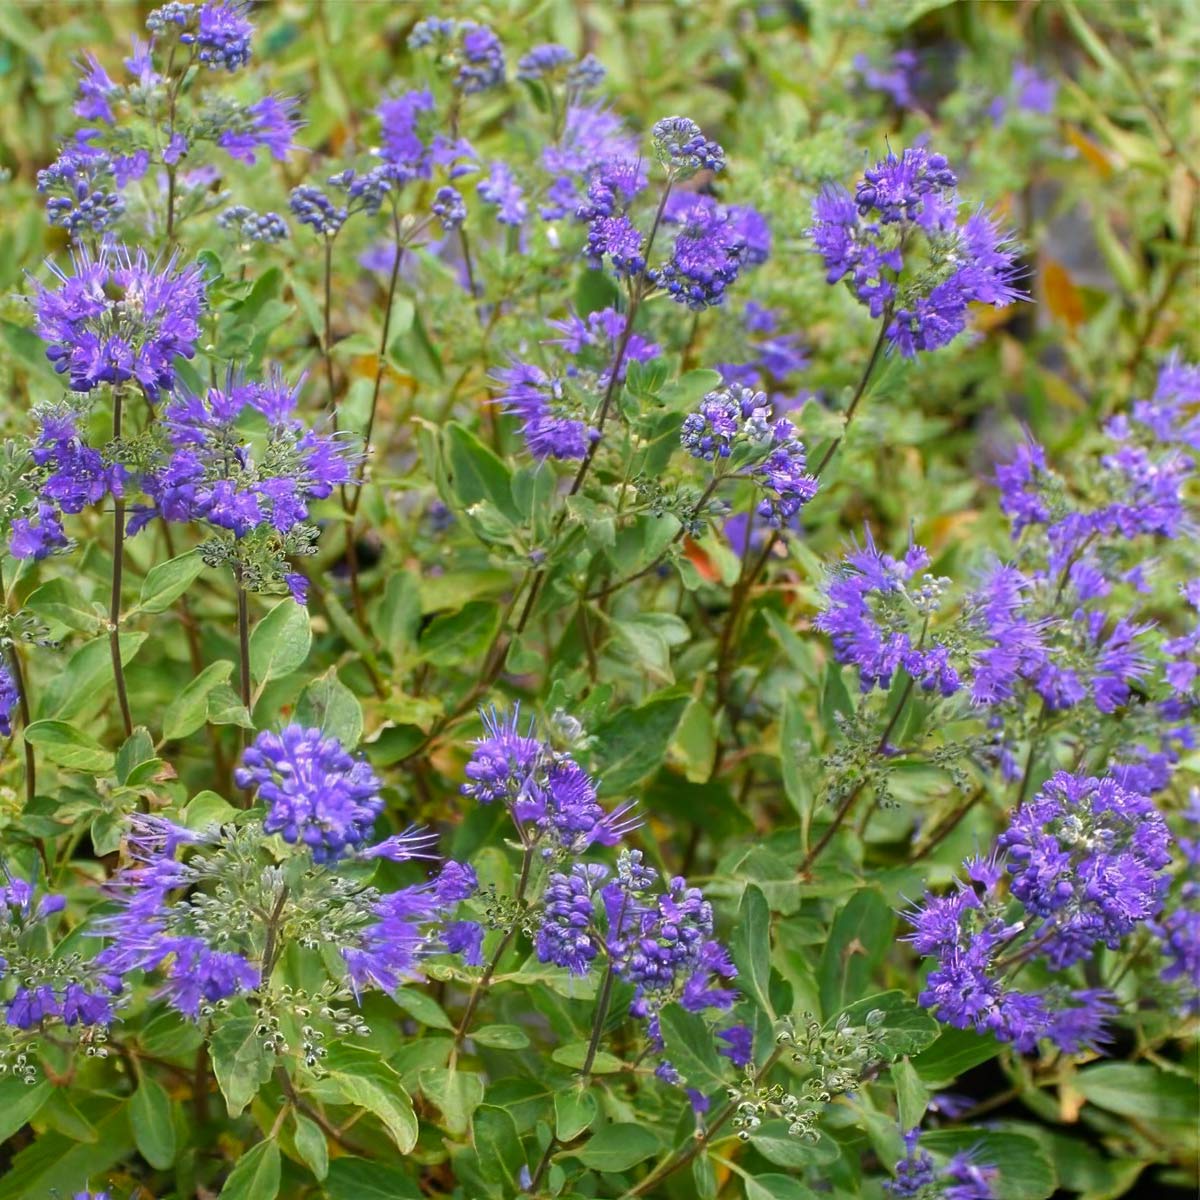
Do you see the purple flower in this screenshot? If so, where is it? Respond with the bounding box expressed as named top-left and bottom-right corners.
top-left (585, 214), bottom-right (645, 278)
top-left (681, 388), bottom-right (747, 460)
top-left (38, 149), bottom-right (125, 237)
top-left (33, 244), bottom-right (205, 398)
top-left (74, 53), bottom-right (119, 124)
top-left (149, 1), bottom-right (254, 72)
top-left (377, 88), bottom-right (437, 178)
top-left (10, 502), bottom-right (69, 560)
top-left (162, 937), bottom-right (259, 1018)
top-left (235, 726), bottom-right (385, 863)
top-left (854, 49), bottom-right (921, 109)
top-left (651, 198), bottom-right (745, 310)
top-left (409, 18), bottom-right (504, 94)
top-left (445, 920), bottom-right (485, 965)
top-left (651, 115), bottom-right (725, 177)
top-left (998, 771), bottom-right (1172, 967)
top-left (0, 662), bottom-right (17, 738)
top-left (477, 161), bottom-right (527, 226)
top-left (218, 94), bottom-right (300, 164)
top-left (432, 186), bottom-right (466, 231)
top-left (493, 361), bottom-right (596, 461)
top-left (517, 44), bottom-right (574, 81)
top-left (537, 864), bottom-right (606, 976)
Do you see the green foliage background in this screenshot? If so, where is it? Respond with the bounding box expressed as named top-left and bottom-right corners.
top-left (0, 2), bottom-right (1196, 1199)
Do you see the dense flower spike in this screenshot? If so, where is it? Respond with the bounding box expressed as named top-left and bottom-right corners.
top-left (38, 149), bottom-right (125, 237)
top-left (998, 771), bottom-right (1171, 967)
top-left (906, 770), bottom-right (1172, 1052)
top-left (494, 362), bottom-right (597, 461)
top-left (816, 531), bottom-right (959, 693)
top-left (651, 115), bottom-right (726, 177)
top-left (809, 147), bottom-right (1022, 356)
top-left (408, 18), bottom-right (505, 94)
top-left (32, 245), bottom-right (205, 397)
top-left (461, 708), bottom-right (638, 854)
top-left (235, 726), bottom-right (386, 862)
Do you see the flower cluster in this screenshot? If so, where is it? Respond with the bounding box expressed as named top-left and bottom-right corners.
top-left (461, 708), bottom-right (638, 856)
top-left (816, 531), bottom-right (960, 695)
top-left (148, 1), bottom-right (255, 73)
top-left (680, 384), bottom-right (819, 527)
top-left (905, 771), bottom-right (1172, 1052)
top-left (810, 147), bottom-right (1022, 356)
top-left (134, 370), bottom-right (354, 599)
top-left (886, 1128), bottom-right (998, 1199)
top-left (650, 194), bottom-right (749, 310)
top-left (1, 870), bottom-right (120, 1032)
top-left (32, 245), bottom-right (205, 397)
top-left (218, 205), bottom-right (290, 243)
top-left (37, 148), bottom-right (125, 236)
top-left (536, 849), bottom-right (742, 1064)
top-left (235, 726), bottom-right (386, 862)
top-left (408, 18), bottom-right (505, 94)
top-left (95, 807), bottom-right (476, 1021)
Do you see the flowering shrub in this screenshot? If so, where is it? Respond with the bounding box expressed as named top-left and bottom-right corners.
top-left (0, 3), bottom-right (1194, 1199)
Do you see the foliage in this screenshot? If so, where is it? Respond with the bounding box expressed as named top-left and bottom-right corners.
top-left (0, 2), bottom-right (1195, 1199)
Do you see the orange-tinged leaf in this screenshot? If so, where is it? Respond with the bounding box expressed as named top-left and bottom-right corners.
top-left (1041, 258), bottom-right (1086, 330)
top-left (1063, 124), bottom-right (1114, 176)
top-left (684, 537), bottom-right (720, 583)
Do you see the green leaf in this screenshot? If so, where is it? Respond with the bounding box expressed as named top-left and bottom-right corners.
top-left (593, 691), bottom-right (689, 794)
top-left (891, 1058), bottom-right (929, 1131)
top-left (0, 1078), bottom-right (51, 1143)
top-left (831, 991), bottom-right (940, 1058)
top-left (376, 572), bottom-right (422, 664)
top-left (24, 579), bottom-right (101, 634)
top-left (292, 1111), bottom-right (328, 1181)
top-left (210, 1017), bottom-right (273, 1118)
top-left (184, 789), bottom-right (238, 830)
top-left (1074, 1063), bottom-right (1199, 1124)
top-left (44, 633), bottom-right (147, 721)
top-left (218, 1138), bottom-right (281, 1200)
top-left (392, 986), bottom-right (454, 1031)
top-left (444, 422), bottom-right (519, 524)
top-left (921, 1130), bottom-right (1055, 1200)
top-left (574, 1123), bottom-right (660, 1172)
top-left (472, 1105), bottom-right (524, 1191)
top-left (162, 661), bottom-right (235, 740)
top-left (911, 1027), bottom-right (1001, 1086)
top-left (249, 599), bottom-right (312, 684)
top-left (658, 1005), bottom-right (728, 1093)
top-left (781, 697), bottom-right (814, 832)
top-left (295, 670), bottom-right (363, 748)
top-left (418, 601), bottom-right (500, 667)
top-left (551, 1043), bottom-right (625, 1074)
top-left (323, 1158), bottom-right (422, 1200)
top-left (471, 1024), bottom-right (531, 1049)
top-left (746, 1175), bottom-right (819, 1200)
top-left (555, 1088), bottom-right (598, 1142)
top-left (116, 727), bottom-right (157, 786)
top-left (325, 1047), bottom-right (418, 1153)
top-left (137, 551), bottom-right (205, 614)
top-left (732, 884), bottom-right (774, 1019)
top-left (817, 889), bottom-right (893, 1016)
top-left (418, 1067), bottom-right (484, 1137)
top-left (24, 720), bottom-right (114, 774)
top-left (131, 1076), bottom-right (176, 1169)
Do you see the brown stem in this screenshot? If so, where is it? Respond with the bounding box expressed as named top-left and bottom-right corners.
top-left (322, 236), bottom-right (339, 424)
top-left (799, 676), bottom-right (914, 876)
top-left (580, 964), bottom-right (616, 1080)
top-left (621, 1047), bottom-right (785, 1199)
top-left (8, 642), bottom-right (36, 808)
top-left (453, 843), bottom-right (535, 1049)
top-left (109, 391), bottom-right (133, 738)
top-left (910, 787), bottom-right (985, 863)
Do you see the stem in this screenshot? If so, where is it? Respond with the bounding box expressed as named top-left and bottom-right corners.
top-left (109, 391), bottom-right (133, 739)
top-left (322, 236), bottom-right (338, 422)
top-left (261, 885), bottom-right (290, 979)
top-left (622, 1046), bottom-right (785, 1199)
top-left (714, 311), bottom-right (893, 715)
top-left (528, 1134), bottom-right (559, 1193)
top-left (910, 787), bottom-right (985, 862)
top-left (8, 643), bottom-right (36, 808)
top-left (812, 310), bottom-right (893, 477)
top-left (235, 566), bottom-right (252, 763)
top-left (566, 179), bottom-right (673, 503)
top-left (453, 843), bottom-right (536, 1049)
top-left (798, 676), bottom-right (914, 876)
top-left (349, 217), bottom-right (405, 514)
top-left (580, 964), bottom-right (616, 1080)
